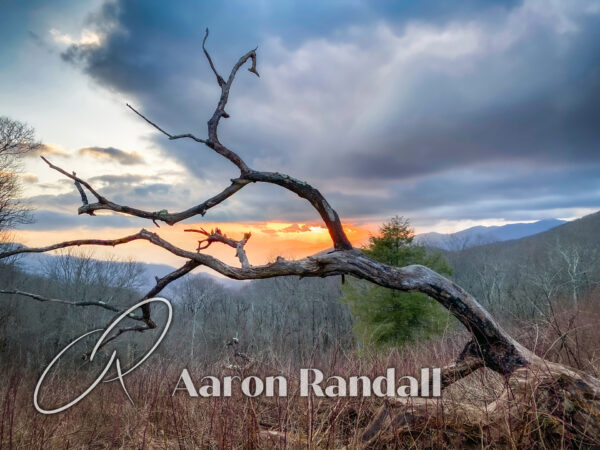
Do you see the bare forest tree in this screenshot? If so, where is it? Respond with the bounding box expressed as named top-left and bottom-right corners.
top-left (168, 274), bottom-right (350, 364)
top-left (0, 116), bottom-right (40, 236)
top-left (1, 30), bottom-right (598, 443)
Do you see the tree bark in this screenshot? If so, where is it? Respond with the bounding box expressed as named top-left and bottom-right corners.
top-left (1, 29), bottom-right (598, 447)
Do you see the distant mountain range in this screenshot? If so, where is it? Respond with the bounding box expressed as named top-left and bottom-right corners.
top-left (448, 211), bottom-right (600, 260)
top-left (445, 211), bottom-right (600, 293)
top-left (414, 219), bottom-right (566, 251)
top-left (5, 216), bottom-right (579, 290)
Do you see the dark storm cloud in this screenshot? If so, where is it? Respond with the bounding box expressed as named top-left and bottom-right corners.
top-left (78, 146), bottom-right (145, 165)
top-left (57, 0), bottom-right (600, 224)
top-left (326, 163), bottom-right (600, 224)
top-left (343, 65), bottom-right (600, 180)
top-left (0, 0), bottom-right (80, 59)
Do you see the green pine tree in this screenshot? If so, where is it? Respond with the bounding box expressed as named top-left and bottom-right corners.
top-left (343, 216), bottom-right (453, 346)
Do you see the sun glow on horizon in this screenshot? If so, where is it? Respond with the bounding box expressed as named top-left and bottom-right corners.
top-left (12, 221), bottom-right (373, 271)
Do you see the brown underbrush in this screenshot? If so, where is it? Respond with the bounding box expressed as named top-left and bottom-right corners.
top-left (1, 294), bottom-right (599, 449)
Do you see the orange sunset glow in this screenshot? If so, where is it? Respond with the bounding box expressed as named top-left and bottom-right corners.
top-left (14, 221), bottom-right (374, 272)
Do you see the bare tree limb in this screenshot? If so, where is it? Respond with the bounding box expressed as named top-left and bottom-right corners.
top-left (126, 103), bottom-right (208, 144)
top-left (0, 228), bottom-right (535, 373)
top-left (138, 259), bottom-right (201, 326)
top-left (86, 260), bottom-right (202, 354)
top-left (41, 156), bottom-right (250, 226)
top-left (81, 177), bottom-right (249, 224)
top-left (185, 227), bottom-right (251, 268)
top-left (72, 172), bottom-right (90, 208)
top-left (40, 156), bottom-right (106, 203)
top-left (204, 31), bottom-right (258, 172)
top-left (235, 233), bottom-right (251, 269)
top-left (0, 232), bottom-right (145, 259)
top-left (0, 289), bottom-right (143, 318)
top-left (202, 28), bottom-right (226, 87)
top-left (16, 30), bottom-right (600, 411)
top-left (4, 30), bottom-right (600, 444)
top-left (44, 150), bottom-right (351, 248)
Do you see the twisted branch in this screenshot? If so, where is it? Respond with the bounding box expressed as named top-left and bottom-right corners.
top-left (3, 28), bottom-right (599, 446)
top-left (185, 227), bottom-right (251, 267)
top-left (41, 155), bottom-right (251, 226)
top-left (40, 31), bottom-right (349, 247)
top-left (0, 228), bottom-right (535, 373)
top-left (9, 28), bottom-right (559, 381)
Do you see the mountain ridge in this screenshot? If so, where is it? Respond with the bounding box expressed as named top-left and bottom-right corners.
top-left (415, 219), bottom-right (566, 250)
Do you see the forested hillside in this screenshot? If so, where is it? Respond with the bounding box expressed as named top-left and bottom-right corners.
top-left (3, 211), bottom-right (598, 368)
top-left (447, 211), bottom-right (600, 320)
top-left (1, 211), bottom-right (600, 447)
top-left (0, 251), bottom-right (351, 368)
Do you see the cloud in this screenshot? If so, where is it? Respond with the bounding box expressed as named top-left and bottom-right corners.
top-left (24, 143), bottom-right (70, 158)
top-left (89, 173), bottom-right (153, 185)
top-left (78, 146), bottom-right (145, 165)
top-left (26, 172), bottom-right (187, 219)
top-left (281, 223), bottom-right (314, 233)
top-left (22, 209), bottom-right (146, 231)
top-left (50, 28), bottom-right (101, 47)
top-left (326, 162), bottom-right (600, 227)
top-left (132, 183), bottom-right (171, 196)
top-left (253, 223), bottom-right (324, 235)
top-left (22, 173), bottom-right (39, 184)
top-left (55, 0), bottom-right (600, 226)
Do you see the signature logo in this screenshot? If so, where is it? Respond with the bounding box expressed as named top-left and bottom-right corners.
top-left (34, 297), bottom-right (172, 414)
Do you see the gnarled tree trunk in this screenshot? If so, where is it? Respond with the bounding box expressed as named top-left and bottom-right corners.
top-left (1, 28), bottom-right (598, 447)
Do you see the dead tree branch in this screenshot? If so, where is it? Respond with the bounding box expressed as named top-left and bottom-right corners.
top-left (6, 29), bottom-right (599, 442)
top-left (0, 24), bottom-right (552, 373)
top-left (0, 289), bottom-right (142, 317)
top-left (202, 28), bottom-right (226, 87)
top-left (185, 227), bottom-right (251, 268)
top-left (90, 260), bottom-right (201, 354)
top-left (126, 103), bottom-right (208, 144)
top-left (41, 155), bottom-right (251, 226)
top-left (0, 228), bottom-right (536, 374)
top-left (138, 259), bottom-right (200, 326)
top-left (39, 30), bottom-right (349, 248)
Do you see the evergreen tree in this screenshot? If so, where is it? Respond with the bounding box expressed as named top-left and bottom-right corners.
top-left (343, 216), bottom-right (453, 346)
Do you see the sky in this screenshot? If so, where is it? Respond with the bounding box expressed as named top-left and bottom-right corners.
top-left (1, 0), bottom-right (600, 268)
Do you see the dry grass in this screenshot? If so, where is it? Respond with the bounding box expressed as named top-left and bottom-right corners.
top-left (1, 296), bottom-right (599, 449)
